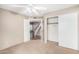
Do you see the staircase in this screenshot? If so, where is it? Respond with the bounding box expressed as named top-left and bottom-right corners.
top-left (30, 21), bottom-right (41, 39)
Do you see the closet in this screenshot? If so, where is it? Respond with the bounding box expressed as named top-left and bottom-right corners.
top-left (47, 17), bottom-right (58, 42)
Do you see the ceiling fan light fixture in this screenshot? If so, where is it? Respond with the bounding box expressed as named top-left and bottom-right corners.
top-left (32, 9), bottom-right (39, 15)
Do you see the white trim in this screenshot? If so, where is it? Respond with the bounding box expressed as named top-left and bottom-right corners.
top-left (24, 19), bottom-right (30, 42)
top-left (44, 19), bottom-right (48, 43)
top-left (40, 19), bottom-right (44, 42)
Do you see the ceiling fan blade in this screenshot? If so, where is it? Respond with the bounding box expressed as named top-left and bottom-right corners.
top-left (6, 4), bottom-right (29, 8)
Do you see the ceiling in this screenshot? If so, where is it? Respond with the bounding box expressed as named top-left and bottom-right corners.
top-left (0, 4), bottom-right (78, 17)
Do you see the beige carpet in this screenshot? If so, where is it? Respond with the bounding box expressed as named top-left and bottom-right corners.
top-left (0, 40), bottom-right (79, 54)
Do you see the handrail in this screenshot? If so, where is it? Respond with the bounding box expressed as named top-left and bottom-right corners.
top-left (33, 23), bottom-right (40, 31)
top-left (34, 23), bottom-right (41, 36)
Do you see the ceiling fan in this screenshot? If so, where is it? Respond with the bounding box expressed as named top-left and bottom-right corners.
top-left (8, 4), bottom-right (47, 16)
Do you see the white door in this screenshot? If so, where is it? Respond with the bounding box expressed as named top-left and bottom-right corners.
top-left (24, 19), bottom-right (30, 42)
top-left (59, 13), bottom-right (78, 50)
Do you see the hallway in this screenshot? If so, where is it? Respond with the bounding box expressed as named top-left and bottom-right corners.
top-left (0, 40), bottom-right (79, 54)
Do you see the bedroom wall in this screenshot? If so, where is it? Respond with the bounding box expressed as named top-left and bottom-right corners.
top-left (44, 5), bottom-right (79, 17)
top-left (0, 9), bottom-right (25, 50)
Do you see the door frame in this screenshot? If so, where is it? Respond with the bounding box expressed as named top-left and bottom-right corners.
top-left (44, 16), bottom-right (58, 43)
top-left (24, 19), bottom-right (30, 42)
top-left (24, 18), bottom-right (44, 42)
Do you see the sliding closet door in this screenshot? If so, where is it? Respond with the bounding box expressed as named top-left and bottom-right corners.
top-left (47, 17), bottom-right (58, 42)
top-left (59, 13), bottom-right (78, 50)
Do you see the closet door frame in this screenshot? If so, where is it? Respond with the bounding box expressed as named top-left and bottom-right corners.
top-left (47, 16), bottom-right (58, 42)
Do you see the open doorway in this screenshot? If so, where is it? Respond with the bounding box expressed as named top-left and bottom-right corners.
top-left (30, 21), bottom-right (41, 40)
top-left (24, 18), bottom-right (44, 42)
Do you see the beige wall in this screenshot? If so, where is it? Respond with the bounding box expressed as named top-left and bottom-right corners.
top-left (0, 9), bottom-right (25, 50)
top-left (44, 5), bottom-right (79, 18)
